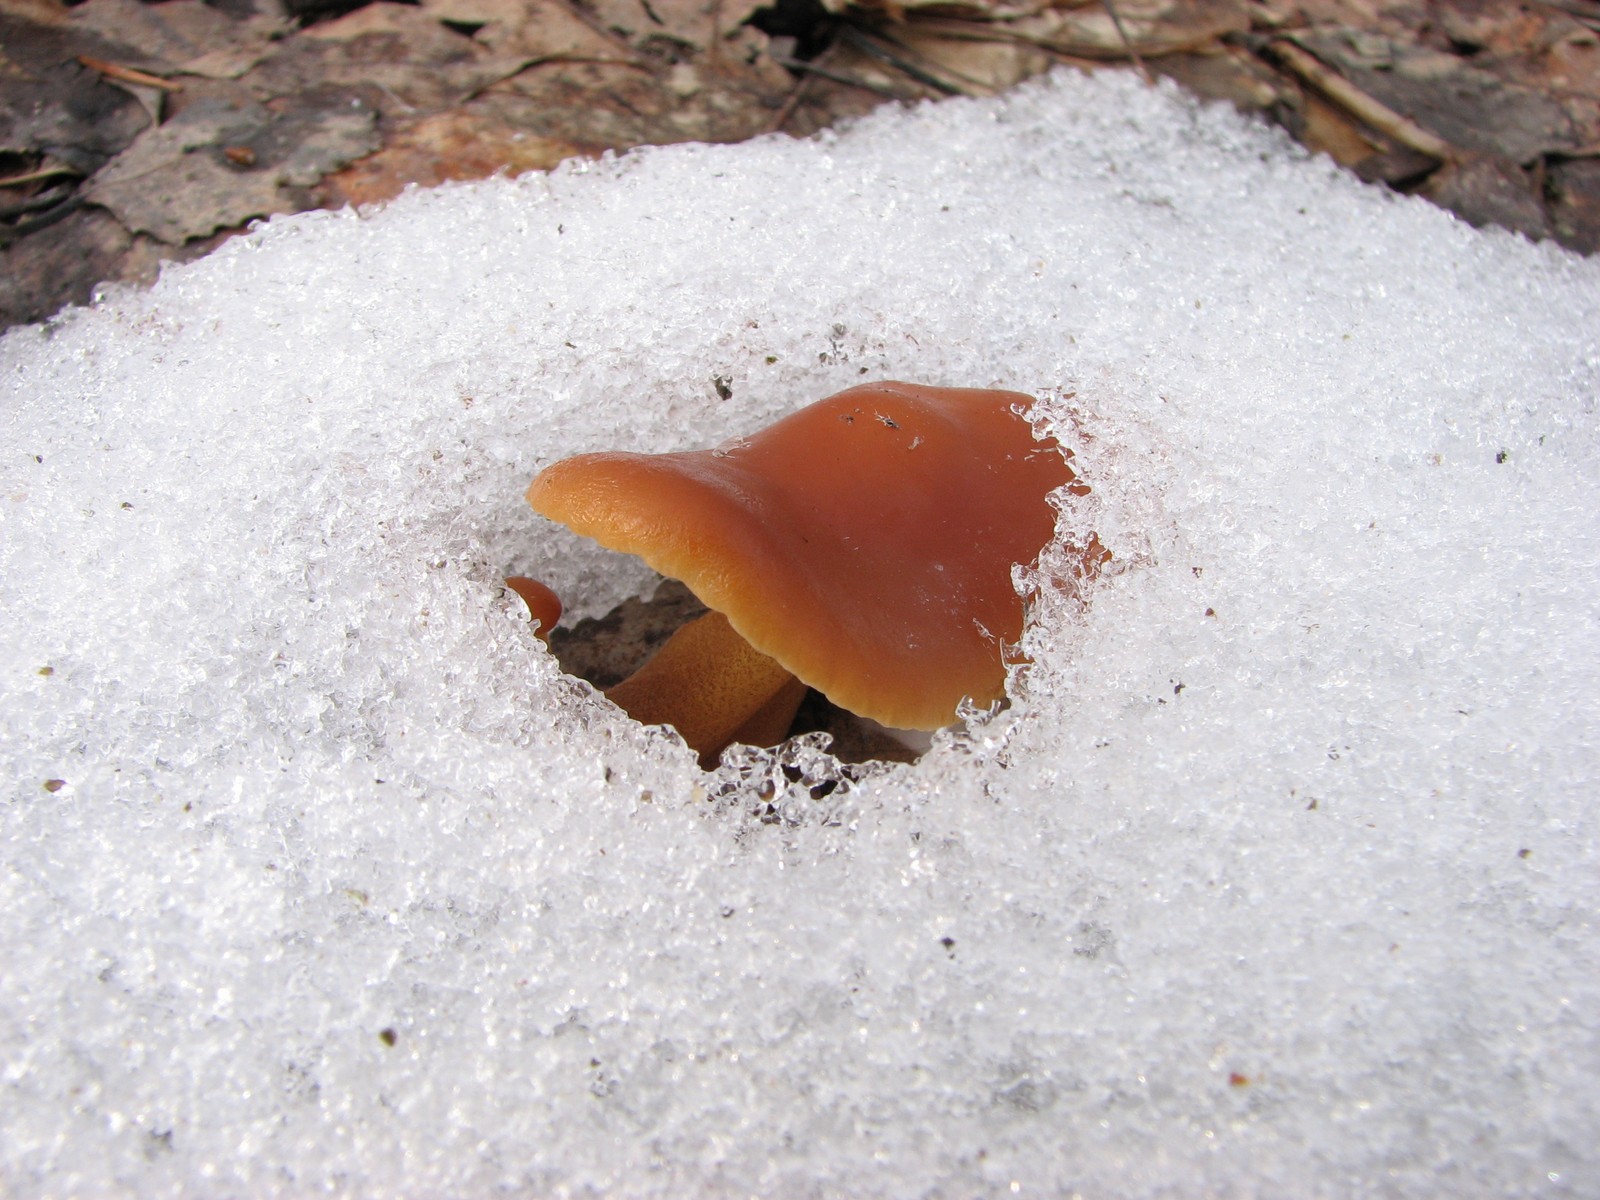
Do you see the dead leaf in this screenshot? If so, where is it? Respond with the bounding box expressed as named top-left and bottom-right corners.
top-left (298, 0), bottom-right (450, 39)
top-left (1547, 156), bottom-right (1600, 253)
top-left (887, 23), bottom-right (1053, 93)
top-left (82, 84), bottom-right (380, 243)
top-left (1423, 154), bottom-right (1553, 241)
top-left (1287, 0), bottom-right (1429, 38)
top-left (70, 0), bottom-right (249, 67)
top-left (0, 15), bottom-right (152, 173)
top-left (65, 0), bottom-right (286, 83)
top-left (249, 2), bottom-right (530, 111)
top-left (419, 0), bottom-right (540, 24)
top-left (1010, 0), bottom-right (1250, 59)
top-left (0, 0), bottom-right (67, 24)
top-left (431, 0), bottom-right (644, 63)
top-left (1432, 1), bottom-right (1569, 61)
top-left (502, 2), bottom-right (647, 61)
top-left (491, 47), bottom-right (791, 147)
top-left (763, 40), bottom-right (903, 137)
top-left (579, 0), bottom-right (770, 58)
top-left (0, 205), bottom-right (147, 328)
top-left (772, 36), bottom-right (934, 107)
top-left (319, 102), bottom-right (596, 206)
top-left (828, 0), bottom-right (1068, 18)
top-left (1151, 44), bottom-right (1291, 114)
top-left (1296, 30), bottom-right (1585, 164)
top-left (177, 39), bottom-right (280, 82)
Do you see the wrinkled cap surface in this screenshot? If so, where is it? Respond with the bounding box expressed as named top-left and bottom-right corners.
top-left (527, 382), bottom-right (1078, 730)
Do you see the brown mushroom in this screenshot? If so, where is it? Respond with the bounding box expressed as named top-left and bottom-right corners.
top-left (505, 575), bottom-right (563, 642)
top-left (526, 381), bottom-right (1098, 766)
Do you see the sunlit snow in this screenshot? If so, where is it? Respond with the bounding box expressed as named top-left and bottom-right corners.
top-left (3, 70), bottom-right (1599, 1196)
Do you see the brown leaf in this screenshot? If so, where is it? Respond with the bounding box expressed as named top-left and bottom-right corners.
top-left (1547, 156), bottom-right (1600, 253)
top-left (0, 15), bottom-right (153, 172)
top-left (832, 0), bottom-right (1069, 18)
top-left (82, 83), bottom-right (381, 243)
top-left (1, 207), bottom-right (131, 327)
top-left (0, 0), bottom-right (67, 23)
top-left (579, 0), bottom-right (771, 57)
top-left (489, 35), bottom-right (793, 147)
top-left (1010, 0), bottom-right (1250, 59)
top-left (66, 0), bottom-right (287, 82)
top-left (419, 0), bottom-right (642, 61)
top-left (319, 103), bottom-right (597, 207)
top-left (1293, 89), bottom-right (1383, 167)
top-left (1295, 30), bottom-right (1586, 164)
top-left (249, 2), bottom-right (530, 112)
top-left (70, 0), bottom-right (256, 67)
top-left (886, 23), bottom-right (1054, 93)
top-left (1151, 44), bottom-right (1291, 114)
top-left (1423, 154), bottom-right (1553, 241)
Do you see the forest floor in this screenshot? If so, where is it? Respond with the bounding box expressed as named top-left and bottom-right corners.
top-left (3, 0), bottom-right (1599, 331)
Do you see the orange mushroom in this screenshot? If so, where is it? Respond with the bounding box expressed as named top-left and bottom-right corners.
top-left (526, 381), bottom-right (1097, 766)
top-left (505, 575), bottom-right (563, 642)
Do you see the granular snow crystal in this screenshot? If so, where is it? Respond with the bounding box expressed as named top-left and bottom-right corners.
top-left (3, 69), bottom-right (1598, 1196)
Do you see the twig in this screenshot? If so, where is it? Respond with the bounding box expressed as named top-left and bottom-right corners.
top-left (769, 71), bottom-right (813, 134)
top-left (0, 185), bottom-right (75, 221)
top-left (839, 25), bottom-right (965, 96)
top-left (0, 164), bottom-right (83, 189)
top-left (77, 55), bottom-right (184, 92)
top-left (769, 53), bottom-right (909, 99)
top-left (0, 194), bottom-right (83, 248)
top-left (769, 41), bottom-right (824, 134)
top-left (865, 25), bottom-right (998, 96)
top-left (1100, 0), bottom-right (1152, 84)
top-left (1266, 38), bottom-right (1453, 160)
top-left (896, 17), bottom-right (1039, 46)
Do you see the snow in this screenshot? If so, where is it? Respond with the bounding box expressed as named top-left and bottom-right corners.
top-left (3, 69), bottom-right (1599, 1196)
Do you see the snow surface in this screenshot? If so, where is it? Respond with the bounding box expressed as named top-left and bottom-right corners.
top-left (4, 69), bottom-right (1600, 1196)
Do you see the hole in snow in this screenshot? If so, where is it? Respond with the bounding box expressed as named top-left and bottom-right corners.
top-left (540, 576), bottom-right (928, 768)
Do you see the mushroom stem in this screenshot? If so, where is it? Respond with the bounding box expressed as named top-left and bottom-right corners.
top-left (505, 576), bottom-right (563, 642)
top-left (605, 609), bottom-right (805, 768)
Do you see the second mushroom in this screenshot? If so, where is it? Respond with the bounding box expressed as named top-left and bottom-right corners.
top-left (524, 380), bottom-right (1102, 767)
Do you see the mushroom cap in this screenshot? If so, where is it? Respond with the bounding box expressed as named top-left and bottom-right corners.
top-left (526, 382), bottom-right (1077, 730)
